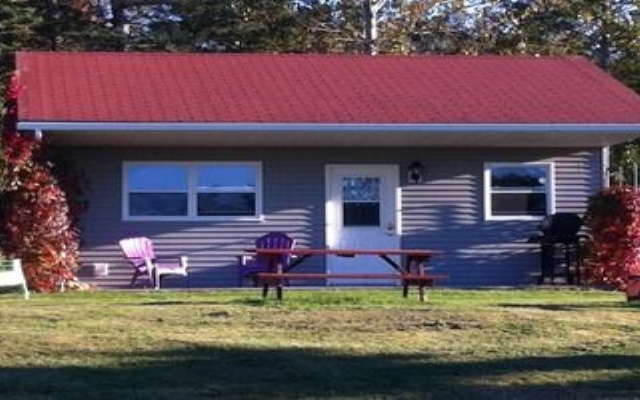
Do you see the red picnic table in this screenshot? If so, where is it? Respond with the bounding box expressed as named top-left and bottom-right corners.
top-left (253, 248), bottom-right (446, 302)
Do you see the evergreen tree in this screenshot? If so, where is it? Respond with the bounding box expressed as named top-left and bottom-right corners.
top-left (0, 1), bottom-right (125, 96)
top-left (153, 0), bottom-right (303, 52)
top-left (0, 1), bottom-right (41, 95)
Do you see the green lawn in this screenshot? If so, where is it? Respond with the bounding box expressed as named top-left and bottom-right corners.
top-left (0, 288), bottom-right (638, 399)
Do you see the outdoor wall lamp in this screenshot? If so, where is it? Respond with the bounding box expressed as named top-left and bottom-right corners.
top-left (407, 161), bottom-right (425, 184)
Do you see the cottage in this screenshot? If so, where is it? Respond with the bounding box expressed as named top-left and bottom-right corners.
top-left (15, 52), bottom-right (640, 287)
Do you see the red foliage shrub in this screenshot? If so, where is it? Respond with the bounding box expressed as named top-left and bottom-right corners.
top-left (584, 185), bottom-right (640, 290)
top-left (1, 73), bottom-right (80, 292)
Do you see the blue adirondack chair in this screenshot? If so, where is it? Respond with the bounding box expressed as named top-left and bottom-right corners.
top-left (119, 237), bottom-right (188, 289)
top-left (238, 232), bottom-right (295, 287)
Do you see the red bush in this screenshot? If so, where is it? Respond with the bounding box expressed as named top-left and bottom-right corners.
top-left (584, 186), bottom-right (640, 290)
top-left (1, 73), bottom-right (80, 292)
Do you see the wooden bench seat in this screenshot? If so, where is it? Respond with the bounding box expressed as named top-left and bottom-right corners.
top-left (256, 272), bottom-right (447, 302)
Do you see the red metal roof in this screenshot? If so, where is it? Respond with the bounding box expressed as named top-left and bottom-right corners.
top-left (15, 51), bottom-right (640, 124)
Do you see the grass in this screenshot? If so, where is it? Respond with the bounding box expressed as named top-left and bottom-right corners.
top-left (0, 287), bottom-right (638, 399)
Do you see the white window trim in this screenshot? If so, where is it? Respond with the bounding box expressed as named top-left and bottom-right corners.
top-left (483, 162), bottom-right (555, 221)
top-left (122, 161), bottom-right (263, 221)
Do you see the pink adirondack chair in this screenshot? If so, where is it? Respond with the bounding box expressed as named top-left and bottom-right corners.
top-left (119, 237), bottom-right (188, 289)
top-left (238, 232), bottom-right (295, 287)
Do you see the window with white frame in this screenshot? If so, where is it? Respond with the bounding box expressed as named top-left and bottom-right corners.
top-left (484, 163), bottom-right (553, 220)
top-left (124, 162), bottom-right (261, 220)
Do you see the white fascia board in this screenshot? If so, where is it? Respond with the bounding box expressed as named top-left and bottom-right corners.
top-left (16, 121), bottom-right (640, 133)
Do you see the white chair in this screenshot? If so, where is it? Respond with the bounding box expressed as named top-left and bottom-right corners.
top-left (0, 259), bottom-right (30, 299)
top-left (119, 237), bottom-right (188, 289)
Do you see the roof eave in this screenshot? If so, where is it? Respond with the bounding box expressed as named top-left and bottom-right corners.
top-left (17, 122), bottom-right (640, 148)
top-left (17, 121), bottom-right (640, 133)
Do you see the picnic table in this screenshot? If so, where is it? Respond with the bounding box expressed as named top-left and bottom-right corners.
top-left (254, 248), bottom-right (446, 302)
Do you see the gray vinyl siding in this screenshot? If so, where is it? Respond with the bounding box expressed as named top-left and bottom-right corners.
top-left (402, 149), bottom-right (599, 287)
top-left (62, 146), bottom-right (602, 289)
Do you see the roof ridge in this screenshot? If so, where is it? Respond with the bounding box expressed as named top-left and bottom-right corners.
top-left (16, 50), bottom-right (588, 62)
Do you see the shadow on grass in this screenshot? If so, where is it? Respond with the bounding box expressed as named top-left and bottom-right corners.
top-left (0, 347), bottom-right (638, 399)
top-left (124, 298), bottom-right (268, 308)
top-left (497, 302), bottom-right (640, 312)
top-left (120, 293), bottom-right (422, 308)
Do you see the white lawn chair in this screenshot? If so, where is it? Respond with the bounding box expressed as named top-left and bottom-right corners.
top-left (119, 237), bottom-right (189, 289)
top-left (0, 259), bottom-right (30, 299)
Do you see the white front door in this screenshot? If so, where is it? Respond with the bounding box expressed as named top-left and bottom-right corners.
top-left (325, 165), bottom-right (401, 285)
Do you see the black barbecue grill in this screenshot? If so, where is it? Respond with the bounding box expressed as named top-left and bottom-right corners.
top-left (528, 212), bottom-right (589, 285)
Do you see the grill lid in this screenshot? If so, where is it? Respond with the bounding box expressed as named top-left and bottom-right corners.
top-left (539, 213), bottom-right (583, 238)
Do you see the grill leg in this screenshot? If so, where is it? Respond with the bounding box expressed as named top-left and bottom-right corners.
top-left (540, 243), bottom-right (555, 284)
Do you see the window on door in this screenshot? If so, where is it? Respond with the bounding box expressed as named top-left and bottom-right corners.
top-left (123, 162), bottom-right (262, 220)
top-left (342, 177), bottom-right (381, 227)
top-left (484, 162), bottom-right (554, 220)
